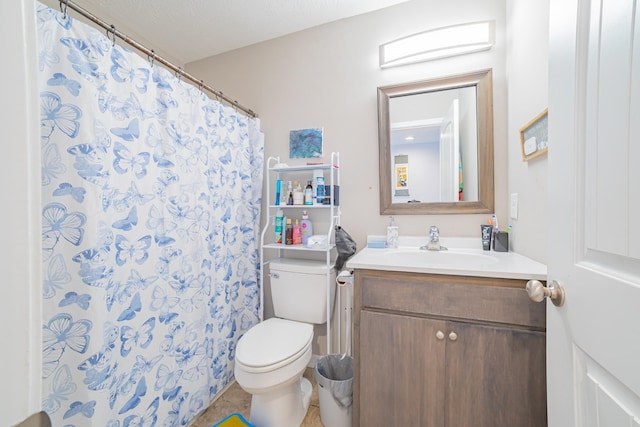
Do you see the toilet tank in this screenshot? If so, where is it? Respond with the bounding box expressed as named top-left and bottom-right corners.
top-left (269, 258), bottom-right (336, 324)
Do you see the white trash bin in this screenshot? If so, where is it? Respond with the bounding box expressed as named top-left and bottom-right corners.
top-left (314, 354), bottom-right (352, 427)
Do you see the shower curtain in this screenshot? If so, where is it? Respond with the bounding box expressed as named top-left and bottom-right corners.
top-left (36, 4), bottom-right (263, 426)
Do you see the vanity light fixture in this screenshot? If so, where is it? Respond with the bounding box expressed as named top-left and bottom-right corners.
top-left (379, 20), bottom-right (495, 68)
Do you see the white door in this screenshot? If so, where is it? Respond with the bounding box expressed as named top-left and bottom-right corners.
top-left (439, 99), bottom-right (459, 202)
top-left (548, 0), bottom-right (640, 426)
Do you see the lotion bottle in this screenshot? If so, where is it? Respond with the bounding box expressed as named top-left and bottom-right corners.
top-left (300, 210), bottom-right (313, 246)
top-left (293, 180), bottom-right (304, 205)
top-left (386, 216), bottom-right (399, 249)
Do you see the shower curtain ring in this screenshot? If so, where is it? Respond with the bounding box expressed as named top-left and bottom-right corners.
top-left (107, 25), bottom-right (117, 47)
top-left (61, 0), bottom-right (69, 18)
top-left (149, 49), bottom-right (155, 68)
top-left (199, 80), bottom-right (204, 93)
top-left (176, 67), bottom-right (183, 82)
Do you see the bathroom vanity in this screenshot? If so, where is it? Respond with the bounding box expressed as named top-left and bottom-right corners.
top-left (347, 241), bottom-right (547, 427)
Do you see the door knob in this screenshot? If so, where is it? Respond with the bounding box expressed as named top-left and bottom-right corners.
top-left (448, 331), bottom-right (458, 341)
top-left (526, 279), bottom-right (565, 307)
top-left (436, 330), bottom-right (445, 340)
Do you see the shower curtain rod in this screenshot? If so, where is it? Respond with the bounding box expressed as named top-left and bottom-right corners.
top-left (57, 0), bottom-right (258, 118)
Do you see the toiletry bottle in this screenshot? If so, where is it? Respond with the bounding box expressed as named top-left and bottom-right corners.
top-left (293, 180), bottom-right (304, 205)
top-left (315, 175), bottom-right (325, 205)
top-left (300, 210), bottom-right (313, 246)
top-left (274, 208), bottom-right (283, 244)
top-left (304, 180), bottom-right (314, 205)
top-left (287, 181), bottom-right (294, 205)
top-left (386, 216), bottom-right (399, 248)
top-left (275, 179), bottom-right (281, 206)
top-left (292, 219), bottom-right (301, 245)
top-left (285, 218), bottom-right (293, 245)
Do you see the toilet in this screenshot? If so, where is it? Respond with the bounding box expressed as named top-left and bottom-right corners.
top-left (234, 258), bottom-right (336, 427)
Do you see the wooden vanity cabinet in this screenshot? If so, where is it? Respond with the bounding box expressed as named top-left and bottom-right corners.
top-left (353, 269), bottom-right (547, 427)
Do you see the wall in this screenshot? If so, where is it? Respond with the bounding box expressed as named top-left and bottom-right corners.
top-left (1, 0), bottom-right (44, 423)
top-left (187, 0), bottom-right (509, 253)
top-left (187, 0), bottom-right (512, 355)
top-left (505, 0), bottom-right (550, 262)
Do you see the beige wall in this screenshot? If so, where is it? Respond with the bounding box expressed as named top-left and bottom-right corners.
top-left (506, 0), bottom-right (550, 262)
top-left (187, 0), bottom-right (510, 254)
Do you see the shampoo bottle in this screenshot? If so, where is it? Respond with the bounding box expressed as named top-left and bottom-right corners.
top-left (274, 208), bottom-right (284, 244)
top-left (386, 216), bottom-right (399, 249)
top-left (292, 219), bottom-right (301, 245)
top-left (300, 210), bottom-right (313, 245)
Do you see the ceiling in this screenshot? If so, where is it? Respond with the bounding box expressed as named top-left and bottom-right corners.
top-left (67, 0), bottom-right (412, 64)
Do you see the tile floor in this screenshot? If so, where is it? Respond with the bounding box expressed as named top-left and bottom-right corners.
top-left (189, 368), bottom-right (323, 427)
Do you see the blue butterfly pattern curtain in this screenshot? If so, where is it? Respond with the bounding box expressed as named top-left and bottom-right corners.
top-left (36, 4), bottom-right (263, 426)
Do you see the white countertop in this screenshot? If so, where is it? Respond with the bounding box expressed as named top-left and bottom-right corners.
top-left (346, 237), bottom-right (547, 280)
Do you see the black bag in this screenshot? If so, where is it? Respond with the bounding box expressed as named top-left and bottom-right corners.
top-left (334, 225), bottom-right (356, 272)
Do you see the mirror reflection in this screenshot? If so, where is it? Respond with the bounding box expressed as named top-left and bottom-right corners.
top-left (390, 86), bottom-right (478, 203)
top-left (378, 69), bottom-right (494, 215)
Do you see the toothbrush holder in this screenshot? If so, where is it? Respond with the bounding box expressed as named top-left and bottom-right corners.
top-left (493, 231), bottom-right (509, 252)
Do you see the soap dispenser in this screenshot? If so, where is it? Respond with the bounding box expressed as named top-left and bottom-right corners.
top-left (386, 216), bottom-right (399, 248)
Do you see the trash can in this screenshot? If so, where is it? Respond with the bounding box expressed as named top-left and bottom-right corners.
top-left (314, 354), bottom-right (353, 427)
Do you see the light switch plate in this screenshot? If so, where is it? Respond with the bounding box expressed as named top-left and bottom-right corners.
top-left (510, 193), bottom-right (518, 219)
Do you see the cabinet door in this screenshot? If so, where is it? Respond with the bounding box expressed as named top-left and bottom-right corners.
top-left (445, 321), bottom-right (547, 427)
top-left (359, 310), bottom-right (446, 426)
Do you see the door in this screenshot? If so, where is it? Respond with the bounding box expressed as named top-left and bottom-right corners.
top-left (439, 99), bottom-right (460, 202)
top-left (548, 0), bottom-right (640, 425)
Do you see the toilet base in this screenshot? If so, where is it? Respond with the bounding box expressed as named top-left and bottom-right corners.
top-left (249, 377), bottom-right (312, 427)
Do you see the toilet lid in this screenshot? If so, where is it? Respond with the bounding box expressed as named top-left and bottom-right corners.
top-left (236, 318), bottom-right (313, 369)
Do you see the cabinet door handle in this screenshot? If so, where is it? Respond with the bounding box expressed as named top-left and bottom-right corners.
top-left (448, 331), bottom-right (458, 341)
top-left (436, 330), bottom-right (445, 340)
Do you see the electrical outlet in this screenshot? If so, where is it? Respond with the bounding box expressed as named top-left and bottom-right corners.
top-left (510, 193), bottom-right (518, 220)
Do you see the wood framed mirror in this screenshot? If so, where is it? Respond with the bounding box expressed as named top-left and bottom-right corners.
top-left (378, 69), bottom-right (494, 215)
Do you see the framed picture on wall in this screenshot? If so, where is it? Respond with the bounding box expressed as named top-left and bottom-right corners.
top-left (394, 155), bottom-right (409, 196)
top-left (289, 128), bottom-right (323, 159)
top-left (520, 108), bottom-right (548, 161)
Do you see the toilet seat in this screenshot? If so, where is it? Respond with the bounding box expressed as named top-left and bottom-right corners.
top-left (236, 318), bottom-right (313, 374)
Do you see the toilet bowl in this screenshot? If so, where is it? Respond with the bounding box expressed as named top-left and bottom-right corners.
top-left (235, 318), bottom-right (314, 427)
top-left (234, 258), bottom-right (336, 427)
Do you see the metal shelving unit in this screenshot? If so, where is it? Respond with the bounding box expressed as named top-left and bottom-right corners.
top-left (260, 152), bottom-right (340, 354)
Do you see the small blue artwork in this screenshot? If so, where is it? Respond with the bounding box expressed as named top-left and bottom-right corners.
top-left (289, 128), bottom-right (323, 159)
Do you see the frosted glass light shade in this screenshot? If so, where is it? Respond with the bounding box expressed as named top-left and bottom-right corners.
top-left (379, 21), bottom-right (495, 68)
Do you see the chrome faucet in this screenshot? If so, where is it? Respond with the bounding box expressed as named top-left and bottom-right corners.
top-left (420, 226), bottom-right (447, 251)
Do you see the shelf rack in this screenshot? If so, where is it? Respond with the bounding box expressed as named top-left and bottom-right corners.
top-left (259, 152), bottom-right (340, 354)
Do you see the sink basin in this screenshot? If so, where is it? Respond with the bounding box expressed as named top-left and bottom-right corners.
top-left (382, 248), bottom-right (499, 269)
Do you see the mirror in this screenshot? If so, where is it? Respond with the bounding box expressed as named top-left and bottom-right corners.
top-left (378, 69), bottom-right (494, 214)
